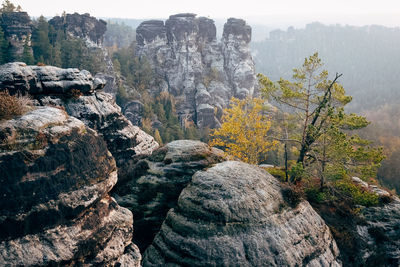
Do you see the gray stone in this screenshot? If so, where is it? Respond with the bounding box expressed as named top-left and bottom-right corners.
top-left (123, 100), bottom-right (144, 126)
top-left (37, 92), bottom-right (159, 180)
top-left (49, 12), bottom-right (107, 47)
top-left (0, 107), bottom-right (138, 266)
top-left (352, 183), bottom-right (400, 266)
top-left (0, 12), bottom-right (32, 59)
top-left (112, 140), bottom-right (225, 251)
top-left (0, 62), bottom-right (105, 95)
top-left (143, 161), bottom-right (341, 267)
top-left (135, 14), bottom-right (257, 128)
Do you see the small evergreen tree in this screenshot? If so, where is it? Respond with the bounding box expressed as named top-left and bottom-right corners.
top-left (0, 0), bottom-right (16, 13)
top-left (32, 16), bottom-right (52, 64)
top-left (21, 38), bottom-right (34, 65)
top-left (259, 53), bottom-right (384, 183)
top-left (0, 26), bottom-right (8, 64)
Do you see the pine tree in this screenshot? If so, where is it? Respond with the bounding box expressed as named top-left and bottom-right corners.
top-left (0, 26), bottom-right (7, 64)
top-left (32, 16), bottom-right (52, 64)
top-left (21, 38), bottom-right (34, 65)
top-left (0, 0), bottom-right (16, 13)
top-left (259, 53), bottom-right (384, 183)
top-left (153, 129), bottom-right (163, 146)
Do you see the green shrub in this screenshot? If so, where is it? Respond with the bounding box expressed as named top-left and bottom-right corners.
top-left (335, 180), bottom-right (379, 207)
top-left (266, 167), bottom-right (286, 182)
top-left (289, 163), bottom-right (308, 182)
top-left (305, 187), bottom-right (327, 203)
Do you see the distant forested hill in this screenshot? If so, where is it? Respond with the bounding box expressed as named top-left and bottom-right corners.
top-left (251, 22), bottom-right (400, 112)
top-left (251, 22), bottom-right (400, 192)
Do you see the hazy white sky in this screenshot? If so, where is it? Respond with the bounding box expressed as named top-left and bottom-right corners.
top-left (13, 0), bottom-right (400, 27)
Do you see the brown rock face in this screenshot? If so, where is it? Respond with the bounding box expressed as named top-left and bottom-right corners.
top-left (0, 107), bottom-right (140, 266)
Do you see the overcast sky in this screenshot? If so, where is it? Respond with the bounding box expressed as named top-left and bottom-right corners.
top-left (13, 0), bottom-right (400, 28)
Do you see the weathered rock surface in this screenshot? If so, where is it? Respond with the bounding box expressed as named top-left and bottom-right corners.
top-left (0, 107), bottom-right (139, 266)
top-left (0, 62), bottom-right (105, 95)
top-left (123, 100), bottom-right (144, 126)
top-left (355, 196), bottom-right (400, 266)
top-left (0, 11), bottom-right (32, 59)
top-left (143, 161), bottom-right (341, 267)
top-left (49, 12), bottom-right (107, 47)
top-left (0, 62), bottom-right (159, 179)
top-left (112, 140), bottom-right (225, 251)
top-left (135, 14), bottom-right (257, 128)
top-left (49, 12), bottom-right (119, 96)
top-left (38, 92), bottom-right (158, 169)
top-left (348, 178), bottom-right (400, 266)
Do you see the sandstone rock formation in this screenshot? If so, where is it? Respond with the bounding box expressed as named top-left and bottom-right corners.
top-left (0, 107), bottom-right (140, 266)
top-left (112, 140), bottom-right (225, 251)
top-left (38, 92), bottom-right (158, 170)
top-left (49, 12), bottom-right (107, 47)
top-left (0, 62), bottom-right (105, 94)
top-left (49, 12), bottom-right (119, 96)
top-left (0, 11), bottom-right (32, 59)
top-left (135, 14), bottom-right (257, 128)
top-left (356, 196), bottom-right (400, 266)
top-left (0, 62), bottom-right (159, 180)
top-left (143, 161), bottom-right (341, 267)
top-left (348, 178), bottom-right (400, 266)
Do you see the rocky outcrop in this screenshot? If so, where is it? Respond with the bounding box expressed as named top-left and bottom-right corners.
top-left (143, 161), bottom-right (341, 266)
top-left (356, 197), bottom-right (400, 266)
top-left (0, 107), bottom-right (140, 266)
top-left (0, 62), bottom-right (105, 95)
top-left (0, 11), bottom-right (32, 59)
top-left (49, 13), bottom-right (119, 96)
top-left (123, 100), bottom-right (144, 126)
top-left (349, 177), bottom-right (400, 266)
top-left (38, 92), bottom-right (158, 169)
top-left (49, 12), bottom-right (107, 47)
top-left (135, 14), bottom-right (257, 128)
top-left (0, 62), bottom-right (158, 179)
top-left (112, 140), bottom-right (225, 251)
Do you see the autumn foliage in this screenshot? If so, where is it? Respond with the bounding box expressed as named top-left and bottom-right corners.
top-left (209, 97), bottom-right (277, 164)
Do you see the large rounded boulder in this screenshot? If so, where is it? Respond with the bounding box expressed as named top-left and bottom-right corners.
top-left (143, 161), bottom-right (341, 266)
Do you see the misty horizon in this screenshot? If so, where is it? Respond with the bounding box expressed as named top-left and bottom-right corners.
top-left (13, 0), bottom-right (400, 30)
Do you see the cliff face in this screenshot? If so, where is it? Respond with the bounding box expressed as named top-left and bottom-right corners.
top-left (0, 62), bottom-right (158, 181)
top-left (112, 140), bottom-right (225, 251)
top-left (0, 107), bottom-right (140, 266)
top-left (49, 12), bottom-right (107, 47)
top-left (135, 14), bottom-right (257, 128)
top-left (48, 13), bottom-right (118, 96)
top-left (0, 63), bottom-right (158, 266)
top-left (0, 11), bottom-right (32, 59)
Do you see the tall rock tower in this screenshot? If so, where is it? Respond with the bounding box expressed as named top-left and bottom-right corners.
top-left (135, 14), bottom-right (257, 128)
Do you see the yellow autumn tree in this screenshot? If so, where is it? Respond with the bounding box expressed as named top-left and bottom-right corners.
top-left (209, 97), bottom-right (277, 164)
